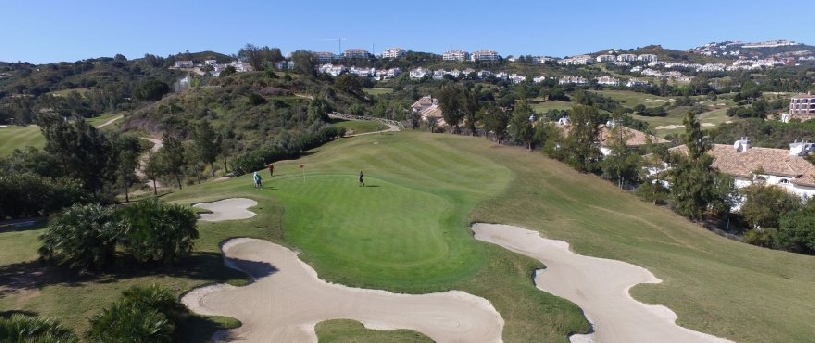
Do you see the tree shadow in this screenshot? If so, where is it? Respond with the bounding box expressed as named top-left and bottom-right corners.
top-left (223, 257), bottom-right (277, 279)
top-left (0, 217), bottom-right (47, 233)
top-left (0, 252), bottom-right (278, 298)
top-left (0, 261), bottom-right (85, 298)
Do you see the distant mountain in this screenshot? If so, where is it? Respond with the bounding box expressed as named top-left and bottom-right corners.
top-left (689, 40), bottom-right (815, 61)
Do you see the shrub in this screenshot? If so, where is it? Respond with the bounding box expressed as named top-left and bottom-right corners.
top-left (118, 198), bottom-right (199, 264)
top-left (39, 203), bottom-right (121, 273)
top-left (0, 314), bottom-right (79, 343)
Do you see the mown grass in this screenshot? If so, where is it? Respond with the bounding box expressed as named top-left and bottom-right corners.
top-left (362, 87), bottom-right (393, 95)
top-left (0, 113), bottom-right (126, 156)
top-left (0, 125), bottom-right (44, 155)
top-left (315, 319), bottom-right (433, 343)
top-left (329, 118), bottom-right (383, 135)
top-left (3, 131), bottom-right (815, 342)
top-left (460, 137), bottom-right (815, 343)
top-left (531, 101), bottom-right (573, 113)
top-left (593, 89), bottom-right (673, 106)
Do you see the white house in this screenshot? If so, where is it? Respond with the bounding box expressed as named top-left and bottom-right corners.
top-left (625, 78), bottom-right (650, 88)
top-left (559, 76), bottom-right (588, 85)
top-left (638, 54), bottom-right (658, 62)
top-left (174, 61), bottom-right (194, 68)
top-left (410, 67), bottom-right (431, 79)
top-left (381, 47), bottom-right (405, 59)
top-left (671, 138), bottom-right (815, 201)
top-left (470, 50), bottom-right (500, 62)
top-left (617, 54), bottom-right (638, 62)
top-left (443, 50), bottom-right (469, 61)
top-left (596, 54), bottom-right (616, 63)
top-left (596, 76), bottom-right (620, 86)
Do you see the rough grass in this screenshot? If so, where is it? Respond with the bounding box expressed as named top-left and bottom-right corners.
top-left (3, 131), bottom-right (815, 342)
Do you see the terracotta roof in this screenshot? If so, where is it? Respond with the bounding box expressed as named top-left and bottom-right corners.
top-left (671, 144), bottom-right (815, 186)
top-left (599, 126), bottom-right (668, 147)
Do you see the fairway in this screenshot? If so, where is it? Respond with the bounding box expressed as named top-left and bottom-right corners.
top-left (0, 125), bottom-right (44, 155)
top-left (3, 131), bottom-right (815, 342)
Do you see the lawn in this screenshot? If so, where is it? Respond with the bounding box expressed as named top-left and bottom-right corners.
top-left (0, 113), bottom-right (126, 156)
top-left (0, 125), bottom-right (45, 155)
top-left (593, 89), bottom-right (673, 107)
top-left (531, 100), bottom-right (573, 113)
top-left (2, 131), bottom-right (815, 342)
top-left (328, 118), bottom-right (383, 135)
top-left (362, 87), bottom-right (394, 95)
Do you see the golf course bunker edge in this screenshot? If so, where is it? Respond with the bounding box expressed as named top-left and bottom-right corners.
top-left (183, 198), bottom-right (504, 342)
top-left (472, 223), bottom-right (734, 343)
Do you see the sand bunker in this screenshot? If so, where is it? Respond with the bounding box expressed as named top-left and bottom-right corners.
top-left (183, 239), bottom-right (503, 342)
top-left (472, 223), bottom-right (732, 343)
top-left (183, 199), bottom-right (503, 342)
top-left (193, 198), bottom-right (257, 221)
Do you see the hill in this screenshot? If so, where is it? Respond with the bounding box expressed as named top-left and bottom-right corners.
top-left (690, 39), bottom-right (815, 61)
top-left (588, 45), bottom-right (731, 64)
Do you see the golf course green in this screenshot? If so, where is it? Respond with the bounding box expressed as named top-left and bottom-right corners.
top-left (3, 129), bottom-right (815, 342)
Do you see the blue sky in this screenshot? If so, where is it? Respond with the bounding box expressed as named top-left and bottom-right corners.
top-left (3, 0), bottom-right (813, 64)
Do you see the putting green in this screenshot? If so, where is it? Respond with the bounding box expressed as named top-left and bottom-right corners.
top-left (249, 133), bottom-right (514, 290)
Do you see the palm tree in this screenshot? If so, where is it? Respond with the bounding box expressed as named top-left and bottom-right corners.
top-left (0, 314), bottom-right (79, 343)
top-left (87, 302), bottom-right (173, 343)
top-left (38, 203), bottom-right (121, 273)
top-left (118, 198), bottom-right (199, 264)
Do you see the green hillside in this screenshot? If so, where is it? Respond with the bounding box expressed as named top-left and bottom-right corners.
top-left (3, 131), bottom-right (815, 342)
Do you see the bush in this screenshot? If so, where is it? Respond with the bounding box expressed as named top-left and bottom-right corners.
top-left (87, 285), bottom-right (187, 343)
top-left (118, 198), bottom-right (199, 264)
top-left (742, 228), bottom-right (777, 248)
top-left (87, 302), bottom-right (173, 343)
top-left (39, 203), bottom-right (121, 273)
top-left (0, 314), bottom-right (79, 343)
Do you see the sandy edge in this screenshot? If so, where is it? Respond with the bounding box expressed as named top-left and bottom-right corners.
top-left (472, 223), bottom-right (733, 343)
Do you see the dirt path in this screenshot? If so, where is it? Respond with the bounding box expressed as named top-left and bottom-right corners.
top-left (472, 223), bottom-right (733, 343)
top-left (135, 138), bottom-right (164, 190)
top-left (96, 114), bottom-right (124, 128)
top-left (182, 199), bottom-right (504, 343)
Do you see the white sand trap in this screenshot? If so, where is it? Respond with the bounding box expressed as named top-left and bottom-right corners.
top-left (182, 238), bottom-right (503, 342)
top-left (472, 223), bottom-right (733, 343)
top-left (193, 198), bottom-right (257, 221)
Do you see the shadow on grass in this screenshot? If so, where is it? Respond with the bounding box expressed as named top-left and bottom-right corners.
top-left (176, 313), bottom-right (241, 343)
top-left (0, 252), bottom-right (278, 297)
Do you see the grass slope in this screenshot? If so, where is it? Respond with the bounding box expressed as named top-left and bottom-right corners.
top-left (0, 113), bottom-right (125, 156)
top-left (0, 126), bottom-right (44, 155)
top-left (3, 131), bottom-right (815, 342)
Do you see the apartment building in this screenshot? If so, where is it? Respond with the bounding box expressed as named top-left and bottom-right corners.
top-left (343, 49), bottom-right (372, 59)
top-left (381, 47), bottom-right (405, 59)
top-left (470, 50), bottom-right (500, 62)
top-left (443, 50), bottom-right (470, 61)
top-left (790, 92), bottom-right (815, 115)
top-left (314, 51), bottom-right (337, 63)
